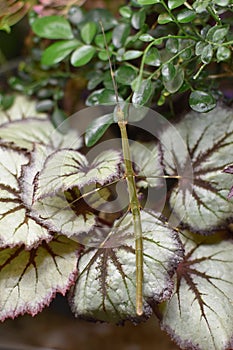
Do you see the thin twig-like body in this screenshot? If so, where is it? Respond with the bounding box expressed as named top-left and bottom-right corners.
top-left (100, 21), bottom-right (144, 315)
top-left (116, 105), bottom-right (144, 316)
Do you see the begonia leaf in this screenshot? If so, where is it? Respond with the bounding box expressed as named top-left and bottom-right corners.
top-left (0, 235), bottom-right (78, 321)
top-left (160, 106), bottom-right (233, 233)
top-left (33, 149), bottom-right (122, 200)
top-left (70, 210), bottom-right (183, 323)
top-left (0, 146), bottom-right (52, 248)
top-left (0, 94), bottom-right (47, 125)
top-left (0, 95), bottom-right (82, 151)
top-left (0, 119), bottom-right (81, 151)
top-left (130, 142), bottom-right (164, 188)
top-left (160, 232), bottom-right (233, 350)
top-left (20, 145), bottom-right (97, 242)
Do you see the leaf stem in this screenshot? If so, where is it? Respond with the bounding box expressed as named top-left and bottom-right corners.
top-left (149, 43), bottom-right (195, 80)
top-left (207, 5), bottom-right (222, 25)
top-left (193, 63), bottom-right (207, 80)
top-left (137, 36), bottom-right (196, 90)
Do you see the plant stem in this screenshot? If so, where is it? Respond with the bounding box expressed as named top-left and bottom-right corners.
top-left (136, 37), bottom-right (196, 89)
top-left (149, 43), bottom-right (195, 80)
top-left (193, 63), bottom-right (207, 80)
top-left (116, 104), bottom-right (144, 316)
top-left (207, 5), bottom-right (221, 25)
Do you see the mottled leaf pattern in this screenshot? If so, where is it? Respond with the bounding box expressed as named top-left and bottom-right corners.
top-left (70, 210), bottom-right (183, 323)
top-left (0, 235), bottom-right (78, 321)
top-left (160, 232), bottom-right (233, 350)
top-left (34, 149), bottom-right (122, 200)
top-left (130, 142), bottom-right (164, 188)
top-left (0, 94), bottom-right (47, 126)
top-left (21, 145), bottom-right (98, 241)
top-left (0, 118), bottom-right (82, 151)
top-left (2, 93), bottom-right (233, 333)
top-left (160, 106), bottom-right (233, 232)
top-left (0, 94), bottom-right (82, 151)
top-left (0, 146), bottom-right (52, 248)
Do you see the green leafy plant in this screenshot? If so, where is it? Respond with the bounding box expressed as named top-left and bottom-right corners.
top-left (18, 0), bottom-right (232, 114)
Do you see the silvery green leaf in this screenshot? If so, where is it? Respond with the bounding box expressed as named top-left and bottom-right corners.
top-left (0, 146), bottom-right (52, 248)
top-left (70, 210), bottom-right (183, 323)
top-left (34, 149), bottom-right (122, 200)
top-left (160, 106), bottom-right (233, 233)
top-left (130, 142), bottom-right (164, 188)
top-left (20, 145), bottom-right (97, 241)
top-left (0, 95), bottom-right (82, 151)
top-left (160, 232), bottom-right (233, 350)
top-left (0, 118), bottom-right (82, 151)
top-left (0, 235), bottom-right (78, 321)
top-left (0, 94), bottom-right (48, 126)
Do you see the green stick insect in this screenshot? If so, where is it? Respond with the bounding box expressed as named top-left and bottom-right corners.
top-left (76, 23), bottom-right (182, 317)
top-left (92, 22), bottom-right (144, 315)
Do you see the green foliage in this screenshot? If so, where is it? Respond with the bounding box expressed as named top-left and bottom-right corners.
top-left (19, 0), bottom-right (232, 113)
top-left (32, 15), bottom-right (74, 39)
top-left (85, 113), bottom-right (114, 147)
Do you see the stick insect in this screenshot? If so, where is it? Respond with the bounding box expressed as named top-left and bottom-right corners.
top-left (63, 23), bottom-right (180, 317)
top-left (96, 22), bottom-right (144, 315)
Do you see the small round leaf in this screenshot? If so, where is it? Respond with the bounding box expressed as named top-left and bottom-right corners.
top-left (166, 38), bottom-right (179, 53)
top-left (71, 45), bottom-right (96, 67)
top-left (158, 13), bottom-right (173, 24)
top-left (145, 47), bottom-right (161, 66)
top-left (85, 113), bottom-right (114, 147)
top-left (189, 90), bottom-right (216, 112)
top-left (216, 46), bottom-right (231, 62)
top-left (168, 0), bottom-right (186, 9)
top-left (42, 40), bottom-right (80, 66)
top-left (176, 9), bottom-right (196, 23)
top-left (32, 16), bottom-right (74, 39)
top-left (86, 89), bottom-right (121, 106)
top-left (132, 79), bottom-right (154, 105)
top-left (139, 34), bottom-right (154, 42)
top-left (163, 66), bottom-right (184, 93)
top-left (131, 8), bottom-right (146, 30)
top-left (95, 31), bottom-right (112, 48)
top-left (86, 9), bottom-right (117, 31)
top-left (201, 44), bottom-right (213, 64)
top-left (115, 65), bottom-right (137, 85)
top-left (122, 50), bottom-right (143, 60)
top-left (80, 21), bottom-right (97, 44)
top-left (195, 41), bottom-right (206, 56)
top-left (206, 25), bottom-right (229, 43)
top-left (119, 6), bottom-right (132, 18)
top-left (161, 62), bottom-right (176, 82)
top-left (112, 23), bottom-right (131, 48)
